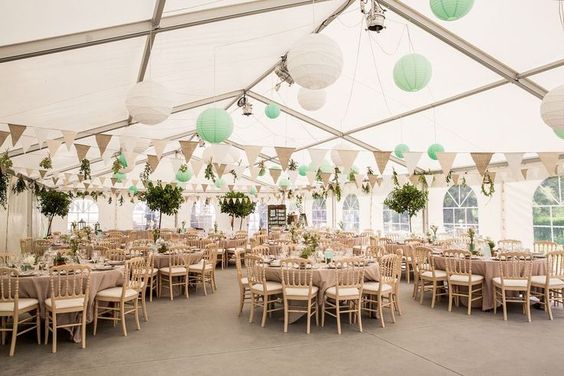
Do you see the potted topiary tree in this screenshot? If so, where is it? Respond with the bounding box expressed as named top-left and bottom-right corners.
top-left (37, 190), bottom-right (72, 237)
top-left (384, 179), bottom-right (428, 233)
top-left (140, 181), bottom-right (183, 230)
top-left (219, 191), bottom-right (256, 230)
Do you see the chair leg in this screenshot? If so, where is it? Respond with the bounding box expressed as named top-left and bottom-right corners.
top-left (142, 291), bottom-right (149, 322)
top-left (493, 286), bottom-right (497, 315)
top-left (467, 286), bottom-right (472, 315)
top-left (419, 281), bottom-right (425, 304)
top-left (306, 300), bottom-right (312, 334)
top-left (525, 292), bottom-right (531, 323)
top-left (44, 313), bottom-right (49, 345)
top-left (501, 290), bottom-right (508, 321)
top-left (120, 302), bottom-right (127, 336)
top-left (81, 309), bottom-right (87, 349)
top-left (283, 299), bottom-right (289, 333)
top-left (158, 275), bottom-right (162, 299)
top-left (51, 314), bottom-right (57, 353)
top-left (448, 283), bottom-right (453, 312)
top-left (261, 295), bottom-right (268, 328)
top-left (238, 288), bottom-right (245, 316)
top-left (431, 281), bottom-right (437, 308)
top-left (203, 274), bottom-right (208, 296)
top-left (249, 294), bottom-right (255, 324)
top-left (36, 308), bottom-right (41, 344)
top-left (356, 299), bottom-right (363, 333)
top-left (134, 299), bottom-right (141, 331)
top-left (149, 276), bottom-right (154, 302)
top-left (9, 316), bottom-right (18, 357)
top-left (169, 276), bottom-right (173, 301)
top-left (321, 299), bottom-right (325, 327)
top-left (546, 289), bottom-right (554, 320)
top-left (93, 300), bottom-right (99, 335)
top-left (336, 300), bottom-right (341, 334)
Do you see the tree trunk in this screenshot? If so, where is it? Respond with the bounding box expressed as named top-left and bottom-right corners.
top-left (47, 215), bottom-right (54, 237)
top-left (239, 217), bottom-right (244, 230)
top-left (158, 211), bottom-right (163, 230)
top-left (408, 215), bottom-right (412, 234)
top-left (230, 215), bottom-right (234, 230)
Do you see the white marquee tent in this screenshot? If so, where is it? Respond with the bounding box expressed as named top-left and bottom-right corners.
top-left (1, 0), bottom-right (563, 251)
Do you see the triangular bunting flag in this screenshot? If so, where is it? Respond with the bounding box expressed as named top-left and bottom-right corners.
top-left (202, 184), bottom-right (208, 193)
top-left (39, 170), bottom-right (47, 179)
top-left (8, 124), bottom-right (26, 146)
top-left (436, 152), bottom-right (457, 175)
top-left (147, 155), bottom-right (159, 172)
top-left (424, 175), bottom-right (434, 187)
top-left (306, 171), bottom-right (316, 185)
top-left (0, 131), bottom-right (9, 148)
top-left (337, 149), bottom-right (359, 171)
top-left (95, 134), bottom-right (112, 157)
top-left (152, 139), bottom-right (168, 161)
top-left (368, 174), bottom-right (378, 188)
top-left (274, 146), bottom-right (295, 171)
top-left (61, 130), bottom-right (77, 151)
top-left (191, 160), bottom-right (203, 177)
top-left (269, 168), bottom-right (281, 183)
top-left (538, 152), bottom-right (560, 175)
top-left (249, 166), bottom-right (259, 179)
top-left (256, 185), bottom-right (262, 193)
top-left (372, 151), bottom-right (391, 175)
top-left (404, 152), bottom-right (422, 175)
top-left (320, 172), bottom-right (331, 186)
top-left (521, 169), bottom-right (528, 180)
top-left (452, 174), bottom-right (460, 185)
top-left (308, 149), bottom-right (327, 169)
top-left (471, 153), bottom-right (494, 176)
top-left (33, 127), bottom-right (49, 149)
top-left (504, 153), bottom-right (524, 180)
top-left (74, 144), bottom-right (90, 161)
top-left (244, 146), bottom-right (262, 166)
top-left (228, 185), bottom-right (234, 192)
top-left (215, 163), bottom-right (227, 177)
top-left (120, 135), bottom-right (139, 152)
top-left (46, 139), bottom-right (62, 157)
top-left (20, 137), bottom-right (34, 153)
top-left (179, 140), bottom-right (198, 162)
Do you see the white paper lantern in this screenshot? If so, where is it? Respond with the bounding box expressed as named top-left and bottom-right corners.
top-left (202, 144), bottom-right (241, 164)
top-left (541, 84), bottom-right (564, 130)
top-left (297, 87), bottom-right (326, 111)
top-left (125, 81), bottom-right (174, 125)
top-left (287, 34), bottom-right (343, 90)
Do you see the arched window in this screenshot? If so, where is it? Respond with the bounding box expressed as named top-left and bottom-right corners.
top-left (132, 202), bottom-right (159, 230)
top-left (342, 194), bottom-right (360, 232)
top-left (67, 199), bottom-right (99, 229)
top-left (312, 198), bottom-right (327, 228)
top-left (443, 185), bottom-right (479, 233)
top-left (533, 176), bottom-right (564, 244)
top-left (383, 193), bottom-right (410, 233)
top-left (190, 198), bottom-right (216, 231)
top-left (248, 203), bottom-right (267, 235)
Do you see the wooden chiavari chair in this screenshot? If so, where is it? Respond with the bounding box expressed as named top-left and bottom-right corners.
top-left (498, 239), bottom-right (523, 253)
top-left (106, 249), bottom-right (127, 262)
top-left (321, 257), bottom-right (365, 334)
top-left (188, 244), bottom-right (218, 295)
top-left (159, 250), bottom-right (193, 301)
top-left (444, 249), bottom-right (483, 315)
top-left (531, 251), bottom-right (564, 320)
top-left (533, 241), bottom-right (559, 255)
top-left (32, 239), bottom-right (50, 257)
top-left (281, 258), bottom-right (319, 334)
top-left (362, 254), bottom-right (402, 328)
top-left (93, 257), bottom-right (145, 336)
top-left (0, 268), bottom-right (40, 356)
top-left (247, 254), bottom-right (283, 327)
top-left (19, 238), bottom-right (33, 254)
top-left (493, 252), bottom-right (533, 322)
top-left (44, 264), bottom-right (91, 353)
top-left (414, 247), bottom-right (448, 308)
top-left (235, 249), bottom-right (251, 316)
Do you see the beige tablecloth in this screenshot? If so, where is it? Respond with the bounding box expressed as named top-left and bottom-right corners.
top-left (433, 256), bottom-right (547, 310)
top-left (153, 251), bottom-right (203, 269)
top-left (18, 268), bottom-right (124, 342)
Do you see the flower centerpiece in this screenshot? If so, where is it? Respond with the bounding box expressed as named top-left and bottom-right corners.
top-left (429, 225), bottom-right (438, 244)
top-left (300, 232), bottom-right (320, 259)
top-left (289, 223), bottom-right (302, 244)
top-left (155, 238), bottom-right (167, 253)
top-left (21, 254), bottom-right (36, 271)
top-left (68, 234), bottom-right (81, 262)
top-left (467, 228), bottom-right (478, 255)
top-left (53, 252), bottom-right (66, 266)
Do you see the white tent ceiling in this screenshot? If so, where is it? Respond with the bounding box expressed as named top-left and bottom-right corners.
top-left (0, 0), bottom-right (563, 190)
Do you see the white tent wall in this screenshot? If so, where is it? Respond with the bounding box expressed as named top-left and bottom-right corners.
top-left (0, 184), bottom-right (32, 252)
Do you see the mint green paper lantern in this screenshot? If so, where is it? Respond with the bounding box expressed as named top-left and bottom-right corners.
top-left (118, 152), bottom-right (128, 168)
top-left (298, 164), bottom-right (309, 176)
top-left (249, 186), bottom-right (257, 196)
top-left (128, 185), bottom-right (138, 194)
top-left (308, 159), bottom-right (333, 174)
top-left (214, 177), bottom-right (225, 189)
top-left (113, 172), bottom-right (126, 183)
top-left (554, 129), bottom-right (564, 140)
top-left (278, 176), bottom-right (290, 190)
top-left (196, 108), bottom-right (233, 144)
top-left (176, 169), bottom-right (192, 183)
top-left (394, 144), bottom-right (410, 159)
top-left (264, 103), bottom-right (281, 119)
top-left (393, 54), bottom-right (432, 92)
top-left (430, 0), bottom-right (474, 21)
top-left (427, 143), bottom-right (445, 160)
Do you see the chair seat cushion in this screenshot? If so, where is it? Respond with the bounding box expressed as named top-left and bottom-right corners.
top-left (531, 275), bottom-right (564, 288)
top-left (240, 277), bottom-right (248, 285)
top-left (188, 262), bottom-right (214, 272)
top-left (45, 297), bottom-right (85, 310)
top-left (96, 287), bottom-right (138, 299)
top-left (449, 274), bottom-right (484, 283)
top-left (284, 286), bottom-right (319, 297)
top-left (251, 281), bottom-right (283, 294)
top-left (492, 277), bottom-right (529, 288)
top-left (325, 286), bottom-right (360, 299)
top-left (362, 282), bottom-right (393, 294)
top-left (421, 270), bottom-right (447, 279)
top-left (159, 266), bottom-right (187, 274)
top-left (0, 298), bottom-right (39, 313)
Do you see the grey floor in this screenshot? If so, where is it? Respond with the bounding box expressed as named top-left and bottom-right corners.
top-left (4, 268), bottom-right (564, 376)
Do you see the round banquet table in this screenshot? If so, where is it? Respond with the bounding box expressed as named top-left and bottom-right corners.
top-left (432, 256), bottom-right (547, 311)
top-left (263, 262), bottom-right (381, 323)
top-left (16, 266), bottom-right (124, 342)
top-left (153, 251), bottom-right (203, 269)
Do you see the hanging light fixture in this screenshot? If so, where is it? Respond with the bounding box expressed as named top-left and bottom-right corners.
top-left (264, 103), bottom-right (281, 119)
top-left (541, 84), bottom-right (564, 130)
top-left (393, 54), bottom-right (432, 92)
top-left (287, 34), bottom-right (344, 90)
top-left (237, 94), bottom-right (253, 116)
top-left (297, 87), bottom-right (326, 111)
top-left (430, 0), bottom-right (475, 21)
top-left (274, 55), bottom-right (295, 91)
top-left (360, 0), bottom-right (386, 32)
top-left (125, 81), bottom-right (174, 125)
top-left (427, 143), bottom-right (445, 160)
top-left (196, 108), bottom-right (234, 144)
top-left (394, 144), bottom-right (410, 158)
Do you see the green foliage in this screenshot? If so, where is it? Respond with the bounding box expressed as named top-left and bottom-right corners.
top-left (12, 175), bottom-right (28, 195)
top-left (219, 191), bottom-right (256, 230)
top-left (384, 182), bottom-right (428, 230)
top-left (0, 152), bottom-right (13, 209)
top-left (361, 182), bottom-right (370, 194)
top-left (481, 171), bottom-right (495, 197)
top-left (79, 159), bottom-right (91, 181)
top-left (140, 161), bottom-right (152, 184)
top-left (301, 232), bottom-right (320, 258)
top-left (112, 158), bottom-right (122, 174)
top-left (140, 181), bottom-right (183, 229)
top-left (37, 190), bottom-right (72, 236)
top-left (204, 162), bottom-right (216, 182)
top-left (288, 159), bottom-right (298, 171)
top-left (258, 161), bottom-right (266, 177)
top-left (39, 156), bottom-right (52, 170)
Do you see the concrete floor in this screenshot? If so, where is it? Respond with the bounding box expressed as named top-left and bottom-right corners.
top-left (3, 268), bottom-right (564, 376)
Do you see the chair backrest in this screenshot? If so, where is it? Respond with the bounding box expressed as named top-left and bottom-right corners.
top-left (280, 258), bottom-right (314, 293)
top-left (413, 246), bottom-right (433, 274)
top-left (0, 267), bottom-right (19, 312)
top-left (498, 239), bottom-right (522, 252)
top-left (379, 254), bottom-right (402, 290)
top-left (333, 257), bottom-right (365, 293)
top-left (124, 257), bottom-right (146, 295)
top-left (366, 245), bottom-right (385, 260)
top-left (166, 250), bottom-right (191, 273)
top-left (497, 252), bottom-right (532, 285)
top-left (444, 249), bottom-right (473, 276)
top-left (106, 249), bottom-right (127, 261)
top-left (534, 241), bottom-right (559, 255)
top-left (48, 264), bottom-right (91, 309)
top-left (129, 246), bottom-right (149, 257)
top-left (33, 239), bottom-right (50, 256)
top-left (250, 245), bottom-right (272, 257)
top-left (0, 253), bottom-right (12, 266)
top-left (234, 249), bottom-right (247, 286)
top-left (203, 243), bottom-right (218, 267)
top-left (20, 238), bottom-right (33, 254)
top-left (245, 254), bottom-right (266, 287)
top-left (546, 251), bottom-right (564, 280)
